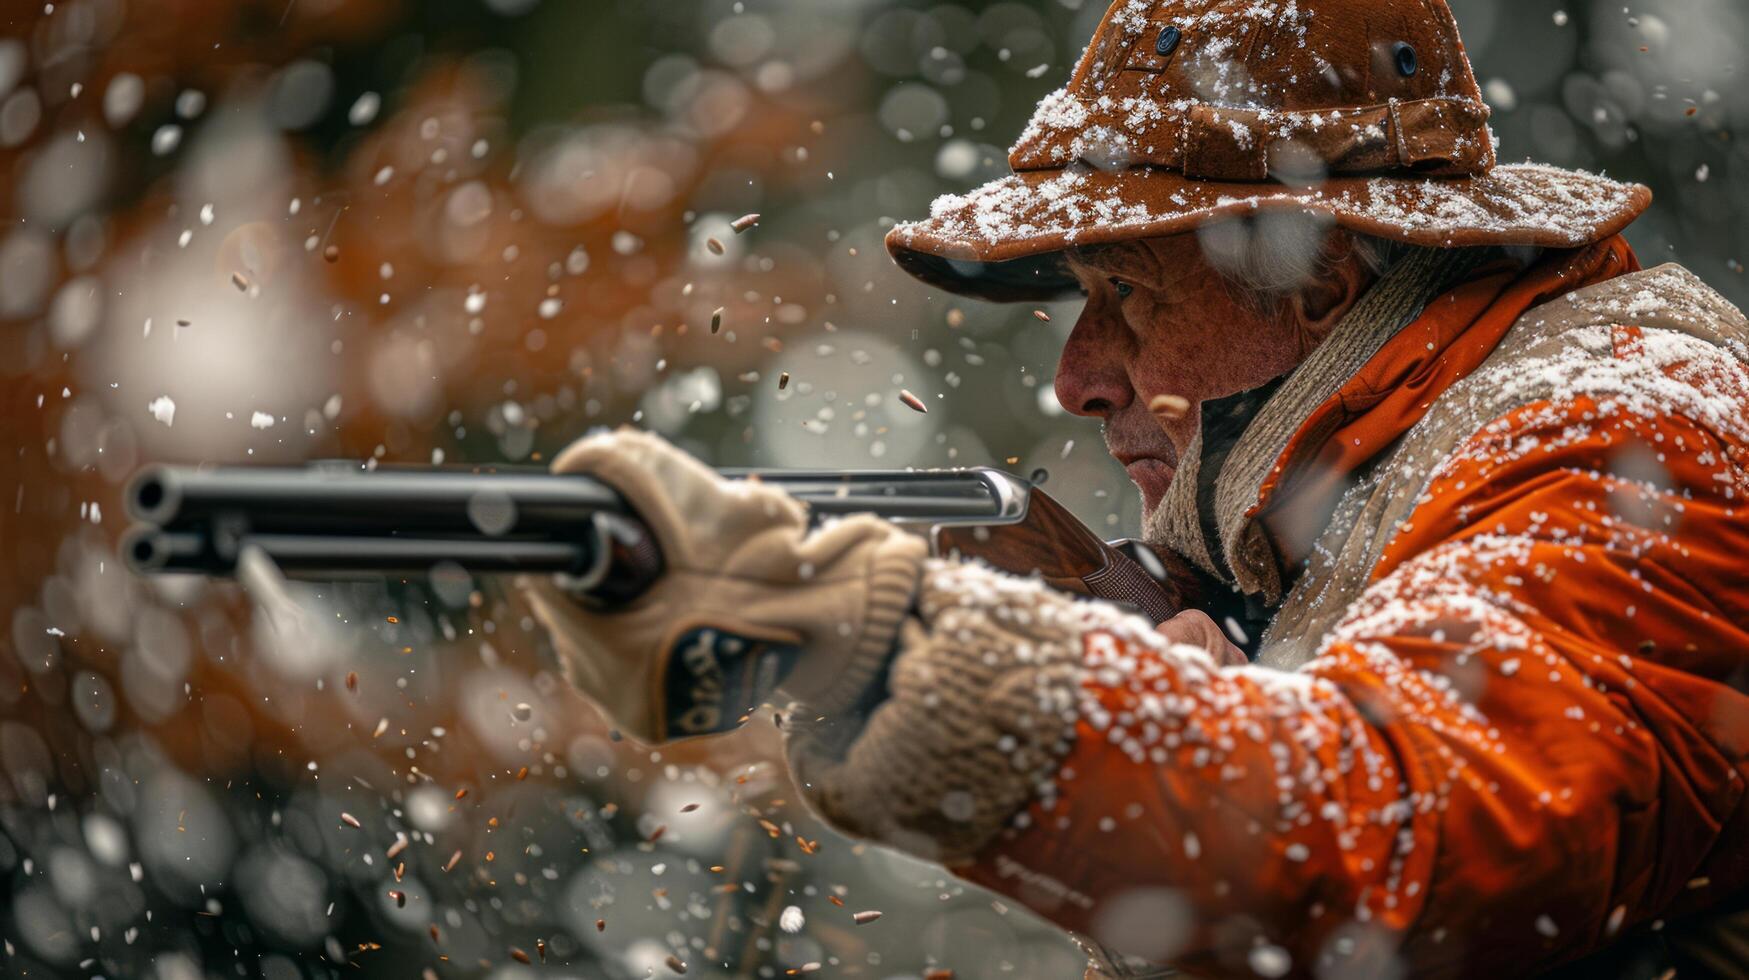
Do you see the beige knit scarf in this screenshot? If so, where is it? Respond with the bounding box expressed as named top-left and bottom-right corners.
top-left (1150, 245), bottom-right (1493, 601)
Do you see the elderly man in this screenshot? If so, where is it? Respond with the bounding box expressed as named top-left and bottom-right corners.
top-left (525, 0), bottom-right (1749, 975)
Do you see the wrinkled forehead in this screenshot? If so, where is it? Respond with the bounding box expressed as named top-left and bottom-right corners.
top-left (1067, 236), bottom-right (1193, 282)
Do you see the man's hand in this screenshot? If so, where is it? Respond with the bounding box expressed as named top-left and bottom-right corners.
top-left (519, 428), bottom-right (927, 745)
top-left (1155, 609), bottom-right (1248, 666)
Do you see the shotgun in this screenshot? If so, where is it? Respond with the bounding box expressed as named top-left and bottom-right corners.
top-left (121, 462), bottom-right (1194, 623)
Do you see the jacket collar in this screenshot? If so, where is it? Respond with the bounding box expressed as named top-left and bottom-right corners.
top-left (1155, 236), bottom-right (1639, 604)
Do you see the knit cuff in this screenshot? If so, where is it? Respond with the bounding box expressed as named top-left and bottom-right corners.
top-left (782, 559), bottom-right (1091, 864)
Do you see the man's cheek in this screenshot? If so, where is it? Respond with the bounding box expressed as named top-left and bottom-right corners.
top-left (1152, 413), bottom-right (1197, 468)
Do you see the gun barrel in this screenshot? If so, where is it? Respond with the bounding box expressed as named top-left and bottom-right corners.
top-left (121, 464), bottom-right (1031, 585)
top-left (122, 525), bottom-right (592, 577)
top-left (128, 463), bottom-right (629, 536)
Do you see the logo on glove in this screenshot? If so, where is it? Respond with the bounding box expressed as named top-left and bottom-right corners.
top-left (663, 627), bottom-right (801, 738)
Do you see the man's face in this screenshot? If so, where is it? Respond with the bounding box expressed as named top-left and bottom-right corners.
top-left (1054, 233), bottom-right (1328, 533)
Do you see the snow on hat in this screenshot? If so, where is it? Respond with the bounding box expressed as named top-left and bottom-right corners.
top-left (886, 0), bottom-right (1651, 302)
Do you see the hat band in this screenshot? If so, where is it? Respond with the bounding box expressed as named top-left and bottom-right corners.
top-left (1010, 95), bottom-right (1493, 182)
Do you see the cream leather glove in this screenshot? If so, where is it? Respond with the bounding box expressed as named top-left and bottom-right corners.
top-left (521, 428), bottom-right (928, 745)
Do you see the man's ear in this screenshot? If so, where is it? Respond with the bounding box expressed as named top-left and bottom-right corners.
top-left (1288, 237), bottom-right (1376, 340)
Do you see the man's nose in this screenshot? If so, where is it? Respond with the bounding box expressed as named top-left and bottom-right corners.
top-left (1054, 307), bottom-right (1133, 418)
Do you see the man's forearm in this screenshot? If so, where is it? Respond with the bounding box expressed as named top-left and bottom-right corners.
top-left (781, 557), bottom-right (1188, 864)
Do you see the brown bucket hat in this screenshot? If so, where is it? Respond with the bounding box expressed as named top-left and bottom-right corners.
top-left (887, 0), bottom-right (1652, 301)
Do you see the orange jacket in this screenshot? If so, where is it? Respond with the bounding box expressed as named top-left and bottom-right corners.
top-left (956, 242), bottom-right (1749, 977)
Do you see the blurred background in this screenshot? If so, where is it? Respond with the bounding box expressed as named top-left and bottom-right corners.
top-left (0, 0), bottom-right (1742, 977)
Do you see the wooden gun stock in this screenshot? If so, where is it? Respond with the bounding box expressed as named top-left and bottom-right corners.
top-left (933, 484), bottom-right (1216, 625)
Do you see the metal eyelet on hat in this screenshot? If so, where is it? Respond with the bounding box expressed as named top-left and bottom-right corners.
top-left (1393, 41), bottom-right (1418, 77)
top-left (1156, 25), bottom-right (1181, 57)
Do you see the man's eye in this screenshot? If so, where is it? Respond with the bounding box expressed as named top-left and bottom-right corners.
top-left (1110, 278), bottom-right (1134, 299)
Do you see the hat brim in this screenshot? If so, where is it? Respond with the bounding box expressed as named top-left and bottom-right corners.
top-left (886, 162), bottom-right (1651, 302)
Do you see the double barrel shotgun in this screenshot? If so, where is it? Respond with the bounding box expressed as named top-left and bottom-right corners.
top-left (121, 462), bottom-right (1214, 625)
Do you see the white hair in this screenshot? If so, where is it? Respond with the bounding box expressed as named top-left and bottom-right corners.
top-left (1196, 213), bottom-right (1542, 311)
top-left (1194, 212), bottom-right (1424, 305)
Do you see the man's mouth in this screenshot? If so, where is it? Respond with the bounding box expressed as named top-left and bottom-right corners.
top-left (1121, 457), bottom-right (1175, 513)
